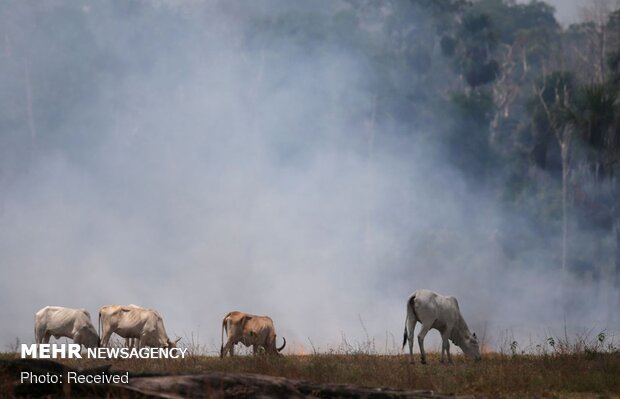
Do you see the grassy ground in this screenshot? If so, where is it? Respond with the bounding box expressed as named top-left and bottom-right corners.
top-left (3, 351), bottom-right (618, 398)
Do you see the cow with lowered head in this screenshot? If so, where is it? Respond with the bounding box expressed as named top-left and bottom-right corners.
top-left (403, 289), bottom-right (481, 364)
top-left (220, 311), bottom-right (286, 357)
top-left (34, 306), bottom-right (99, 349)
top-left (99, 304), bottom-right (179, 348)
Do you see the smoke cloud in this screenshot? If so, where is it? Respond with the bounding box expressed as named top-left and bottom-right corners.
top-left (1, 0), bottom-right (617, 355)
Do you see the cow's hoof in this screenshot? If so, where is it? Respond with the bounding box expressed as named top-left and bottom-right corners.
top-left (421, 360), bottom-right (427, 365)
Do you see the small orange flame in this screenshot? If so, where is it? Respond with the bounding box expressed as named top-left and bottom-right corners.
top-left (286, 342), bottom-right (308, 356)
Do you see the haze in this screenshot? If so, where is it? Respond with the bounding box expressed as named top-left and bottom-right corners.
top-left (1, 0), bottom-right (618, 355)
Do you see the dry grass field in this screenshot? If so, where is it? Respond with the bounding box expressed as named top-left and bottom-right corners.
top-left (108, 353), bottom-right (620, 396)
top-left (2, 349), bottom-right (619, 398)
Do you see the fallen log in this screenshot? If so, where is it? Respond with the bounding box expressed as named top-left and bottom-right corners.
top-left (0, 358), bottom-right (473, 398)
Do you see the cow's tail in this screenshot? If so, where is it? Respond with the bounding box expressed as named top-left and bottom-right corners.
top-left (98, 311), bottom-right (102, 347)
top-left (220, 314), bottom-right (228, 357)
top-left (402, 293), bottom-right (418, 349)
top-left (277, 336), bottom-right (286, 352)
top-left (402, 304), bottom-right (409, 349)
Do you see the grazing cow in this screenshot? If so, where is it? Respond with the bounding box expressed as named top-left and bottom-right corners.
top-left (402, 289), bottom-right (481, 364)
top-left (220, 311), bottom-right (286, 357)
top-left (99, 304), bottom-right (179, 348)
top-left (124, 304), bottom-right (145, 348)
top-left (34, 306), bottom-right (99, 348)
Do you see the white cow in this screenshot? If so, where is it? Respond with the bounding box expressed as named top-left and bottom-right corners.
top-left (402, 289), bottom-right (481, 364)
top-left (99, 304), bottom-right (179, 348)
top-left (34, 306), bottom-right (99, 348)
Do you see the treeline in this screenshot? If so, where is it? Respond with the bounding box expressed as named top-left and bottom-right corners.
top-left (246, 0), bottom-right (620, 288)
top-left (415, 0), bottom-right (620, 287)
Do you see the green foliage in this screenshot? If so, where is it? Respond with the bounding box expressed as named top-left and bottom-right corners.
top-left (471, 0), bottom-right (558, 44)
top-left (450, 90), bottom-right (494, 126)
top-left (462, 12), bottom-right (494, 37)
top-left (570, 84), bottom-right (618, 150)
top-left (464, 59), bottom-right (499, 87)
top-left (448, 9), bottom-right (500, 87)
top-left (529, 71), bottom-right (576, 138)
top-left (444, 90), bottom-right (497, 179)
top-left (536, 71), bottom-right (576, 111)
top-left (440, 35), bottom-right (458, 57)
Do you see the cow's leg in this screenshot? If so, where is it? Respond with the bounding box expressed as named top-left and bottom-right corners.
top-left (73, 331), bottom-right (83, 349)
top-left (100, 327), bottom-right (113, 348)
top-left (406, 300), bottom-right (418, 364)
top-left (407, 320), bottom-right (416, 364)
top-left (138, 334), bottom-right (148, 349)
top-left (417, 323), bottom-right (432, 365)
top-left (35, 326), bottom-right (45, 344)
top-left (440, 330), bottom-right (451, 363)
top-left (222, 340), bottom-right (235, 357)
top-left (42, 332), bottom-right (51, 344)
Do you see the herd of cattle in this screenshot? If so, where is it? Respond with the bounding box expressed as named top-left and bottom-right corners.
top-left (33, 289), bottom-right (481, 363)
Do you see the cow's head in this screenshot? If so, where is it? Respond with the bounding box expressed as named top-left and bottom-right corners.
top-left (462, 332), bottom-right (481, 361)
top-left (265, 335), bottom-right (286, 355)
top-left (75, 325), bottom-right (100, 349)
top-left (165, 337), bottom-right (182, 349)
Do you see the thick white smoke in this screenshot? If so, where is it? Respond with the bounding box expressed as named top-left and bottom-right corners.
top-left (0, 0), bottom-right (617, 355)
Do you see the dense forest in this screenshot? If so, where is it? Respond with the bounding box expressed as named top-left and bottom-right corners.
top-left (1, 0), bottom-right (619, 346)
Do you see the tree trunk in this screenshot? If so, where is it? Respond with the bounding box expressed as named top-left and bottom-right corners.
top-left (560, 140), bottom-right (570, 278)
top-left (613, 181), bottom-right (620, 326)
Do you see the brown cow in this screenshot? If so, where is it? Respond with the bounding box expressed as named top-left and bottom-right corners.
top-left (123, 304), bottom-right (146, 348)
top-left (220, 311), bottom-right (286, 357)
